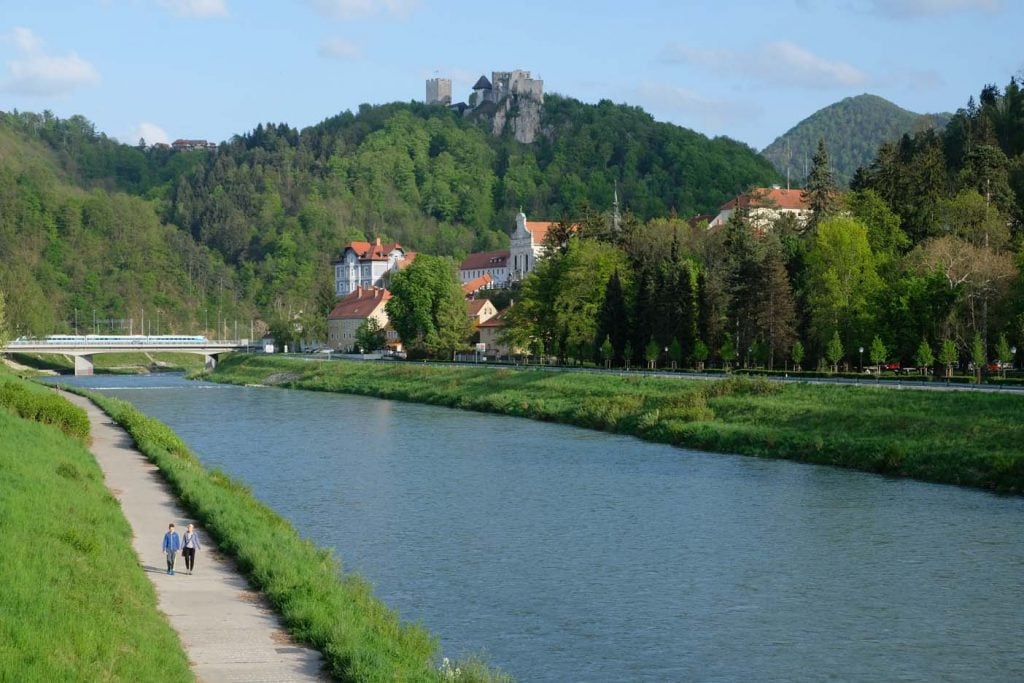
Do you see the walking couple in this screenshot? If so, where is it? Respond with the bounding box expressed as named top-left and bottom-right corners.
top-left (161, 522), bottom-right (201, 575)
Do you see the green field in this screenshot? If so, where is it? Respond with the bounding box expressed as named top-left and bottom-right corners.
top-left (0, 375), bottom-right (192, 682)
top-left (208, 355), bottom-right (1024, 493)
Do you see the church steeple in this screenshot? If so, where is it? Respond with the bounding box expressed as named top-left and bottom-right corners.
top-left (612, 182), bottom-right (622, 233)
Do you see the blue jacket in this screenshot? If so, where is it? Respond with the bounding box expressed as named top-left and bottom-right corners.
top-left (162, 531), bottom-right (181, 553)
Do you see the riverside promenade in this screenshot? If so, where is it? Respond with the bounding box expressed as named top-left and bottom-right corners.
top-left (62, 391), bottom-right (327, 682)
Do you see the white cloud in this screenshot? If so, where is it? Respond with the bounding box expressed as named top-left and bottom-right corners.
top-left (319, 37), bottom-right (361, 59)
top-left (661, 41), bottom-right (868, 89)
top-left (126, 122), bottom-right (171, 145)
top-left (157, 0), bottom-right (229, 18)
top-left (308, 0), bottom-right (418, 19)
top-left (7, 27), bottom-right (43, 53)
top-left (632, 82), bottom-right (758, 129)
top-left (2, 28), bottom-right (101, 97)
top-left (860, 0), bottom-right (1002, 18)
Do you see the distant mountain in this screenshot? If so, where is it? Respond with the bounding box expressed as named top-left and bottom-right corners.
top-left (761, 94), bottom-right (951, 187)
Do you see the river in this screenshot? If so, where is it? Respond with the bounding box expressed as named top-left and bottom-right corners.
top-left (55, 374), bottom-right (1024, 681)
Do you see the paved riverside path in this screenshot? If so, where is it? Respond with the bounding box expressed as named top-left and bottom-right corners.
top-left (62, 391), bottom-right (327, 682)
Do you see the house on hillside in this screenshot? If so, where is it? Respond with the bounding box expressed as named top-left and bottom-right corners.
top-left (326, 286), bottom-right (399, 352)
top-left (467, 299), bottom-right (498, 327)
top-left (333, 239), bottom-right (415, 297)
top-left (708, 186), bottom-right (811, 233)
top-left (459, 251), bottom-right (508, 287)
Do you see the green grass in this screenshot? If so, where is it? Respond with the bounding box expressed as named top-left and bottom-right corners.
top-left (0, 377), bottom-right (192, 682)
top-left (207, 355), bottom-right (1024, 494)
top-left (10, 352), bottom-right (209, 374)
top-left (67, 386), bottom-right (511, 683)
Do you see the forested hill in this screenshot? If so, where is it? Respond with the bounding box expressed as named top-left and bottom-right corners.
top-left (0, 97), bottom-right (779, 337)
top-left (0, 115), bottom-right (238, 337)
top-left (761, 94), bottom-right (950, 187)
top-left (169, 94), bottom-right (781, 265)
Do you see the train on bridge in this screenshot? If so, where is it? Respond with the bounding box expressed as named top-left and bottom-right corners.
top-left (12, 334), bottom-right (210, 346)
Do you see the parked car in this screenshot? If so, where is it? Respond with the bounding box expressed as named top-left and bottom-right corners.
top-left (883, 362), bottom-right (901, 372)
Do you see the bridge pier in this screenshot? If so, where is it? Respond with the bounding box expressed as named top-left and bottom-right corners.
top-left (205, 354), bottom-right (217, 370)
top-left (74, 354), bottom-right (94, 376)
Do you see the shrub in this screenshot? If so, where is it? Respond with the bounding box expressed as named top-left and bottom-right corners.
top-left (0, 380), bottom-right (89, 441)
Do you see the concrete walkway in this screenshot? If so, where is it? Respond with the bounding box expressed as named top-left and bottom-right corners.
top-left (62, 391), bottom-right (327, 682)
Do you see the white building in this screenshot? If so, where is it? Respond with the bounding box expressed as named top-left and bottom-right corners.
top-left (333, 239), bottom-right (413, 297)
top-left (708, 187), bottom-right (811, 233)
top-left (458, 212), bottom-right (555, 287)
top-left (509, 211), bottom-right (553, 282)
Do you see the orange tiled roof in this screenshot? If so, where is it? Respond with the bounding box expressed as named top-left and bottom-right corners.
top-left (525, 221), bottom-right (555, 243)
top-left (327, 287), bottom-right (391, 320)
top-left (462, 274), bottom-right (493, 295)
top-left (720, 188), bottom-right (809, 212)
top-left (336, 238), bottom-right (406, 262)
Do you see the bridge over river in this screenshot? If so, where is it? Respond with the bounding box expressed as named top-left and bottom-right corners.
top-left (2, 337), bottom-right (248, 375)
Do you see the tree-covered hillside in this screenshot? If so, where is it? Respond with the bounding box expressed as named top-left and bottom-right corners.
top-left (761, 94), bottom-right (949, 187)
top-left (0, 116), bottom-right (245, 339)
top-left (1, 96), bottom-right (779, 339)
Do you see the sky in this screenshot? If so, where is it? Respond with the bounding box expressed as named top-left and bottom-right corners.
top-left (1, 0), bottom-right (1022, 151)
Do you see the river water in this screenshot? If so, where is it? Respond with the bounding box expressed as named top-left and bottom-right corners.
top-left (56, 374), bottom-right (1024, 681)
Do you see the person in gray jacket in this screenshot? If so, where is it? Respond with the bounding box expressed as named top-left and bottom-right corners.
top-left (181, 523), bottom-right (201, 575)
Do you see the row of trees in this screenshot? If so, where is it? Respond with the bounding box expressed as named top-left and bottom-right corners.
top-left (500, 77), bottom-right (1024, 372)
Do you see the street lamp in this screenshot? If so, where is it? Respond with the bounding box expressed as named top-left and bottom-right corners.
top-left (1011, 346), bottom-right (1017, 372)
top-left (859, 346), bottom-right (864, 373)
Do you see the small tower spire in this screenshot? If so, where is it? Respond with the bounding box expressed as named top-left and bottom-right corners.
top-left (612, 181), bottom-right (622, 233)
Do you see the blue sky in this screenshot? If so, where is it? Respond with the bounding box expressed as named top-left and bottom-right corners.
top-left (2, 0), bottom-right (1021, 150)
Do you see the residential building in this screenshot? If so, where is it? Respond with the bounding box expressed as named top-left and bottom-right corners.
top-left (333, 238), bottom-right (414, 296)
top-left (707, 186), bottom-right (811, 232)
top-left (171, 138), bottom-right (217, 152)
top-left (459, 250), bottom-right (508, 286)
top-left (477, 309), bottom-right (523, 358)
top-left (467, 299), bottom-right (498, 326)
top-left (326, 286), bottom-right (399, 352)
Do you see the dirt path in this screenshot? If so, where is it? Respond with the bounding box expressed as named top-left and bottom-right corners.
top-left (61, 391), bottom-right (328, 682)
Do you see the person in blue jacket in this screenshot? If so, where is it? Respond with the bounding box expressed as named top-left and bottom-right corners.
top-left (162, 523), bottom-right (181, 575)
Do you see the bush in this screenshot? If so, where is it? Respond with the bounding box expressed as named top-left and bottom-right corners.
top-left (0, 380), bottom-right (90, 441)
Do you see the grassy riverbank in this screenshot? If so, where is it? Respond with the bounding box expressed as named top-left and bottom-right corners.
top-left (68, 386), bottom-right (509, 682)
top-left (208, 355), bottom-right (1024, 493)
top-left (0, 375), bottom-right (192, 681)
top-left (9, 351), bottom-right (207, 374)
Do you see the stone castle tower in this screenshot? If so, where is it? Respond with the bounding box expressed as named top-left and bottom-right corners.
top-left (425, 70), bottom-right (543, 143)
top-left (425, 77), bottom-right (452, 105)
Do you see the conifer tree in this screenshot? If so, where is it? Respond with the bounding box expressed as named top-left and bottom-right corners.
top-left (755, 243), bottom-right (797, 370)
top-left (802, 137), bottom-right (839, 229)
top-left (594, 270), bottom-right (629, 365)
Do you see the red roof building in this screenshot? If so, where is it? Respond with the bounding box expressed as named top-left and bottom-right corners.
top-left (333, 238), bottom-right (413, 297)
top-left (707, 186), bottom-right (812, 232)
top-left (326, 286), bottom-right (398, 352)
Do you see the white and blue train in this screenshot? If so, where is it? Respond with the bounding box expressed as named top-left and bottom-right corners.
top-left (13, 334), bottom-right (209, 346)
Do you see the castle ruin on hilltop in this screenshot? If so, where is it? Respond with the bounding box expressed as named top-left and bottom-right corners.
top-left (426, 69), bottom-right (544, 144)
